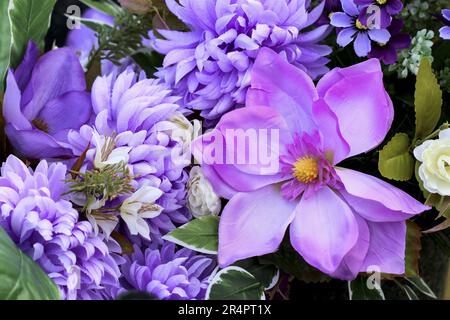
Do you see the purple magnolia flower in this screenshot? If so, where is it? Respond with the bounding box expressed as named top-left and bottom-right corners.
top-left (0, 155), bottom-right (123, 299)
top-left (331, 0), bottom-right (390, 57)
top-left (368, 18), bottom-right (410, 64)
top-left (116, 243), bottom-right (215, 300)
top-left (355, 0), bottom-right (403, 28)
top-left (67, 69), bottom-right (190, 242)
top-left (153, 0), bottom-right (331, 121)
top-left (66, 8), bottom-right (114, 67)
top-left (192, 48), bottom-right (429, 280)
top-left (3, 42), bottom-right (92, 159)
top-left (440, 9), bottom-right (450, 40)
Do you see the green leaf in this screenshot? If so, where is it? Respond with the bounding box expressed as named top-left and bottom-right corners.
top-left (404, 276), bottom-right (437, 299)
top-left (80, 0), bottom-right (122, 17)
top-left (414, 58), bottom-right (443, 140)
top-left (259, 236), bottom-right (330, 283)
top-left (206, 267), bottom-right (264, 300)
top-left (348, 276), bottom-right (385, 300)
top-left (234, 258), bottom-right (279, 290)
top-left (0, 227), bottom-right (60, 300)
top-left (8, 0), bottom-right (57, 69)
top-left (162, 216), bottom-right (219, 254)
top-left (405, 221), bottom-right (422, 277)
top-left (378, 133), bottom-right (414, 181)
top-left (0, 0), bottom-right (11, 92)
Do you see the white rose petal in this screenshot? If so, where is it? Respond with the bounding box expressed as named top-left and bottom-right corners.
top-left (187, 166), bottom-right (221, 218)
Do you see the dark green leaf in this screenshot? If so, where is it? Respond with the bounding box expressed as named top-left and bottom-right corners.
top-left (404, 276), bottom-right (437, 299)
top-left (8, 0), bottom-right (57, 68)
top-left (259, 237), bottom-right (330, 283)
top-left (163, 216), bottom-right (219, 254)
top-left (348, 276), bottom-right (385, 300)
top-left (206, 267), bottom-right (264, 300)
top-left (0, 0), bottom-right (11, 91)
top-left (414, 59), bottom-right (443, 140)
top-left (378, 133), bottom-right (414, 181)
top-left (405, 221), bottom-right (422, 277)
top-left (234, 258), bottom-right (279, 290)
top-left (80, 0), bottom-right (122, 17)
top-left (0, 227), bottom-right (60, 300)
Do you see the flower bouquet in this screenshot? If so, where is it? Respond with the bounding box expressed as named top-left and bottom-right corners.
top-left (0, 0), bottom-right (449, 301)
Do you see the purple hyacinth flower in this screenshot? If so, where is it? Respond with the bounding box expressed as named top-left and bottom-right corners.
top-left (331, 0), bottom-right (391, 57)
top-left (368, 18), bottom-right (411, 64)
top-left (152, 0), bottom-right (332, 121)
top-left (440, 9), bottom-right (450, 40)
top-left (192, 48), bottom-right (429, 280)
top-left (3, 42), bottom-right (92, 159)
top-left (67, 69), bottom-right (191, 242)
top-left (355, 0), bottom-right (403, 28)
top-left (0, 155), bottom-right (123, 299)
top-left (116, 243), bottom-right (215, 300)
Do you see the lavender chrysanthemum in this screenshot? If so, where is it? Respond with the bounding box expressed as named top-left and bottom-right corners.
top-left (153, 0), bottom-right (332, 121)
top-left (116, 243), bottom-right (215, 300)
top-left (67, 69), bottom-right (191, 242)
top-left (0, 156), bottom-right (122, 300)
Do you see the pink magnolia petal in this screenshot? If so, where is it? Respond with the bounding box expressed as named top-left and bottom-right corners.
top-left (312, 98), bottom-right (350, 164)
top-left (360, 221), bottom-right (406, 275)
top-left (290, 186), bottom-right (359, 274)
top-left (331, 213), bottom-right (370, 280)
top-left (247, 48), bottom-right (318, 135)
top-left (218, 184), bottom-right (296, 267)
top-left (316, 59), bottom-right (393, 157)
top-left (336, 168), bottom-right (430, 217)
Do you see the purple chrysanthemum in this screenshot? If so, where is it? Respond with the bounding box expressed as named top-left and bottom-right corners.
top-left (440, 9), bottom-right (450, 40)
top-left (0, 155), bottom-right (123, 300)
top-left (116, 243), bottom-right (215, 300)
top-left (67, 69), bottom-right (191, 242)
top-left (330, 0), bottom-right (391, 57)
top-left (368, 18), bottom-right (410, 64)
top-left (152, 0), bottom-right (332, 121)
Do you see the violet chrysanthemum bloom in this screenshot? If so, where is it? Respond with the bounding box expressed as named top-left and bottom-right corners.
top-left (67, 69), bottom-right (190, 241)
top-left (3, 42), bottom-right (92, 159)
top-left (0, 156), bottom-right (122, 299)
top-left (192, 48), bottom-right (429, 280)
top-left (331, 0), bottom-right (390, 57)
top-left (117, 243), bottom-right (215, 299)
top-left (440, 9), bottom-right (450, 40)
top-left (368, 18), bottom-right (410, 64)
top-left (153, 0), bottom-right (331, 121)
top-left (355, 0), bottom-right (403, 28)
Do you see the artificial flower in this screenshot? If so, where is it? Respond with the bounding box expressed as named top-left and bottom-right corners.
top-left (193, 48), bottom-right (429, 280)
top-left (368, 18), bottom-right (411, 64)
top-left (440, 9), bottom-right (450, 40)
top-left (331, 0), bottom-right (390, 57)
top-left (0, 155), bottom-right (123, 299)
top-left (187, 166), bottom-right (221, 218)
top-left (152, 0), bottom-right (331, 121)
top-left (355, 0), bottom-right (403, 28)
top-left (120, 186), bottom-right (164, 239)
top-left (116, 243), bottom-right (215, 300)
top-left (3, 42), bottom-right (92, 159)
top-left (414, 128), bottom-right (450, 196)
top-left (67, 68), bottom-right (191, 241)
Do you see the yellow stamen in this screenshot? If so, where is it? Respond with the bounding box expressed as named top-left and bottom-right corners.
top-left (293, 156), bottom-right (319, 184)
top-left (377, 0), bottom-right (387, 5)
top-left (355, 19), bottom-right (368, 30)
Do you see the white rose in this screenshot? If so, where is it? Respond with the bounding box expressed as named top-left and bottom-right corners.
top-left (187, 166), bottom-right (221, 218)
top-left (414, 128), bottom-right (450, 196)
